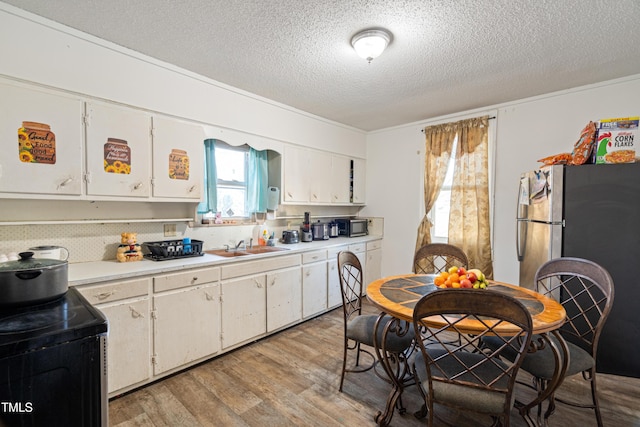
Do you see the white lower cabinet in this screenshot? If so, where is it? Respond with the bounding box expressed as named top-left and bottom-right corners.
top-left (349, 242), bottom-right (367, 294)
top-left (267, 266), bottom-right (302, 331)
top-left (152, 267), bottom-right (221, 374)
top-left (76, 277), bottom-right (152, 395)
top-left (221, 273), bottom-right (267, 349)
top-left (73, 241), bottom-right (380, 396)
top-left (220, 254), bottom-right (302, 347)
top-left (327, 245), bottom-right (349, 309)
top-left (366, 240), bottom-right (383, 285)
top-left (302, 250), bottom-right (328, 318)
top-left (152, 283), bottom-right (220, 375)
top-left (99, 297), bottom-right (151, 394)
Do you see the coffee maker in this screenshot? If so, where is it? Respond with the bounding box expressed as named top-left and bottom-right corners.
top-left (300, 212), bottom-right (313, 242)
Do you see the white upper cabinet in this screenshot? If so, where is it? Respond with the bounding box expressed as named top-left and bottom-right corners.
top-left (309, 150), bottom-right (332, 203)
top-left (151, 116), bottom-right (204, 200)
top-left (0, 83), bottom-right (83, 196)
top-left (85, 102), bottom-right (151, 198)
top-left (282, 145), bottom-right (310, 203)
top-left (331, 155), bottom-right (351, 204)
top-left (281, 145), bottom-right (365, 206)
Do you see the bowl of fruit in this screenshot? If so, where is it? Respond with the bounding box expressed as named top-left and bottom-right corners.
top-left (433, 266), bottom-right (489, 289)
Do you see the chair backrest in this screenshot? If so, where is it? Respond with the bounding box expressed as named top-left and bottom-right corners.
top-left (413, 289), bottom-right (533, 414)
top-left (413, 243), bottom-right (469, 274)
top-left (337, 251), bottom-right (364, 322)
top-left (534, 257), bottom-right (615, 357)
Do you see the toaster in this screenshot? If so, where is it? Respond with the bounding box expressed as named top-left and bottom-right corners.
top-left (281, 230), bottom-right (300, 244)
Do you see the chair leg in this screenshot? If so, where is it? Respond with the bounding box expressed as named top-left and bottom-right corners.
top-left (589, 370), bottom-right (604, 427)
top-left (339, 337), bottom-right (348, 392)
top-left (413, 375), bottom-right (428, 420)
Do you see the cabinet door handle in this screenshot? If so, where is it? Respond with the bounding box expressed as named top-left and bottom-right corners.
top-left (129, 306), bottom-right (144, 318)
top-left (58, 177), bottom-right (73, 189)
top-left (253, 278), bottom-right (263, 288)
top-left (205, 292), bottom-right (214, 301)
top-left (95, 290), bottom-right (115, 300)
top-left (305, 270), bottom-right (310, 277)
top-left (133, 182), bottom-right (144, 190)
top-left (312, 193), bottom-right (318, 200)
top-left (287, 192), bottom-right (293, 198)
top-left (269, 278), bottom-right (276, 287)
top-left (192, 276), bottom-right (199, 282)
top-left (188, 185), bottom-right (196, 193)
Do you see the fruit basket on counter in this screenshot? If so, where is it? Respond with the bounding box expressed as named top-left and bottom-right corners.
top-left (142, 239), bottom-right (204, 261)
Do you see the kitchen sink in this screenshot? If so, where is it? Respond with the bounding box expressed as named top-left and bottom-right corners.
top-left (243, 246), bottom-right (290, 254)
top-left (205, 246), bottom-right (289, 258)
top-left (205, 249), bottom-right (249, 257)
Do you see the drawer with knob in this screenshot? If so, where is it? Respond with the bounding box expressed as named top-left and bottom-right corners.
top-left (153, 267), bottom-right (220, 292)
top-left (75, 277), bottom-right (151, 305)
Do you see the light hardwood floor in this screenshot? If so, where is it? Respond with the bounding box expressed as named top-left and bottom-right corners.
top-left (109, 301), bottom-right (640, 426)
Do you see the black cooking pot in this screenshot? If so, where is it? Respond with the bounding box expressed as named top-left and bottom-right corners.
top-left (0, 252), bottom-right (68, 307)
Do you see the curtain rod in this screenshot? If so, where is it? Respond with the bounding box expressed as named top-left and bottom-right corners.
top-left (420, 116), bottom-right (496, 133)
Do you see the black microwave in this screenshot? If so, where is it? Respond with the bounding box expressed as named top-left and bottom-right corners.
top-left (335, 218), bottom-right (368, 237)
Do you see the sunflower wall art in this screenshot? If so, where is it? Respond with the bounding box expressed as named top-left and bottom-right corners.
top-left (169, 148), bottom-right (189, 180)
top-left (104, 138), bottom-right (131, 174)
top-left (18, 121), bottom-right (57, 164)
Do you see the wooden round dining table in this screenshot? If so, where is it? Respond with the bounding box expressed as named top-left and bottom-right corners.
top-left (366, 274), bottom-right (566, 334)
top-left (365, 273), bottom-right (568, 427)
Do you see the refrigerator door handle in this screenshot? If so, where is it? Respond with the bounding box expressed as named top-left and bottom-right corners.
top-left (516, 176), bottom-right (528, 261)
top-left (516, 218), bottom-right (527, 261)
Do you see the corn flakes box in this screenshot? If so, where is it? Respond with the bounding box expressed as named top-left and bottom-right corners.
top-left (594, 117), bottom-right (639, 164)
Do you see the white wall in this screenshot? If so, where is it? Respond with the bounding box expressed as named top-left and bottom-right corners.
top-left (364, 75), bottom-right (640, 282)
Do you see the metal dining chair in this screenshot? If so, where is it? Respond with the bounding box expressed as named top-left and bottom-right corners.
top-left (413, 243), bottom-right (469, 274)
top-left (483, 257), bottom-right (615, 426)
top-left (336, 251), bottom-right (414, 393)
top-left (413, 243), bottom-right (470, 346)
top-left (412, 289), bottom-right (533, 427)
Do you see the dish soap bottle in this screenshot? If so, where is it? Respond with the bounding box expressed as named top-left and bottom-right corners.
top-left (258, 224), bottom-right (269, 246)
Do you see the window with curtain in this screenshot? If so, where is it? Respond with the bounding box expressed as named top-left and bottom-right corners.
top-left (430, 136), bottom-right (457, 241)
top-left (198, 139), bottom-right (269, 220)
top-left (416, 116), bottom-right (493, 278)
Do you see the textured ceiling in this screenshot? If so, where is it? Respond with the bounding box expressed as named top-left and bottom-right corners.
top-left (3, 0), bottom-right (640, 131)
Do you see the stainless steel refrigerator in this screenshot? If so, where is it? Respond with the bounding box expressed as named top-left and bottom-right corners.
top-left (516, 163), bottom-right (640, 378)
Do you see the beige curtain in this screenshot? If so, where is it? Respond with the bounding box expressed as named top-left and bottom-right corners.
top-left (414, 122), bottom-right (458, 251)
top-left (448, 116), bottom-right (493, 278)
top-left (415, 116), bottom-right (494, 278)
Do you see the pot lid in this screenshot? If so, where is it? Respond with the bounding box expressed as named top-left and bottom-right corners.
top-left (0, 252), bottom-right (67, 272)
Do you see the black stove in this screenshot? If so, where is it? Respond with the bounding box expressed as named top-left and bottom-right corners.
top-left (0, 287), bottom-right (108, 426)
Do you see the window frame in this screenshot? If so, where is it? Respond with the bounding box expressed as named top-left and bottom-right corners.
top-left (200, 141), bottom-right (251, 221)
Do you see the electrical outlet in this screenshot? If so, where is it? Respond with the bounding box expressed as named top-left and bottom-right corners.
top-left (164, 224), bottom-right (177, 237)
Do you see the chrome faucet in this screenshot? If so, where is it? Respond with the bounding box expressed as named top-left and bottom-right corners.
top-left (235, 240), bottom-right (246, 250)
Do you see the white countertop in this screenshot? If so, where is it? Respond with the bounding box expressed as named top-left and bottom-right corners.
top-left (69, 235), bottom-right (381, 286)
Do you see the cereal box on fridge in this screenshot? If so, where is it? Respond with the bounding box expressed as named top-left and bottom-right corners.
top-left (594, 117), bottom-right (639, 164)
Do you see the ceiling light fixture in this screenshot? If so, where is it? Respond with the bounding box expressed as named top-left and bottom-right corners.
top-left (351, 28), bottom-right (392, 63)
